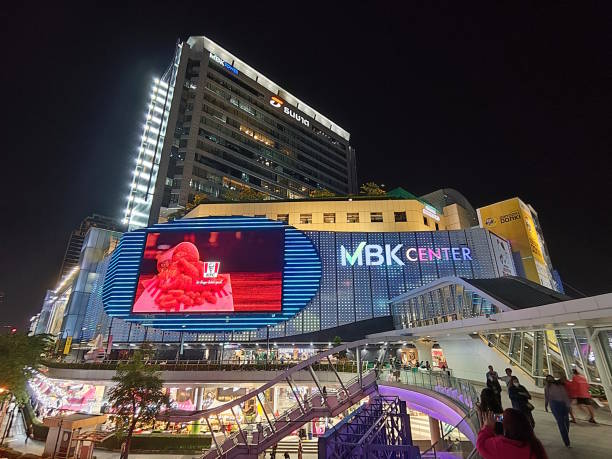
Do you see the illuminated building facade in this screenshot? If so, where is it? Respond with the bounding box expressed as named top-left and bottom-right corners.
top-left (101, 210), bottom-right (517, 342)
top-left (58, 214), bottom-right (122, 282)
top-left (124, 36), bottom-right (357, 230)
top-left (477, 197), bottom-right (560, 291)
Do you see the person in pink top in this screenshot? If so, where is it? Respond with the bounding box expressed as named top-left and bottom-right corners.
top-left (476, 409), bottom-right (548, 459)
top-left (571, 369), bottom-right (597, 423)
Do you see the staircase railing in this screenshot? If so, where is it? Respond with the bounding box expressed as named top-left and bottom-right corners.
top-left (198, 338), bottom-right (381, 459)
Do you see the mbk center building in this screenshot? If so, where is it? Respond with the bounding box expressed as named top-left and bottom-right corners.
top-left (101, 211), bottom-right (518, 346)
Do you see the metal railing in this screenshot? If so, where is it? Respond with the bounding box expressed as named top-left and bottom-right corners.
top-left (41, 358), bottom-right (360, 373)
top-left (420, 410), bottom-right (481, 458)
top-left (380, 368), bottom-right (480, 412)
top-left (379, 368), bottom-right (481, 458)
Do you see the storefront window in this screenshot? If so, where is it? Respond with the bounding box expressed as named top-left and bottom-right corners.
top-left (532, 331), bottom-right (550, 377)
top-left (573, 328), bottom-right (601, 383)
top-left (498, 333), bottom-right (511, 353)
top-left (545, 330), bottom-right (566, 377)
top-left (556, 329), bottom-right (583, 375)
top-left (522, 332), bottom-right (534, 374)
top-left (509, 333), bottom-right (522, 363)
top-left (598, 330), bottom-right (612, 378)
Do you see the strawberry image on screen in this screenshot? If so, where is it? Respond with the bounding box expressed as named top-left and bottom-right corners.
top-left (132, 230), bottom-right (283, 314)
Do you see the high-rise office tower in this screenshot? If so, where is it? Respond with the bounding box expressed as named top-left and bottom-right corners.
top-left (124, 36), bottom-right (357, 230)
top-left (58, 214), bottom-right (123, 282)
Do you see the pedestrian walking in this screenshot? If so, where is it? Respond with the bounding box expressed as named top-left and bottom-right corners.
top-left (508, 376), bottom-right (535, 428)
top-left (571, 369), bottom-right (597, 423)
top-left (486, 365), bottom-right (503, 408)
top-left (544, 375), bottom-right (571, 447)
top-left (559, 374), bottom-right (577, 423)
top-left (500, 368), bottom-right (513, 389)
top-left (257, 422), bottom-right (264, 443)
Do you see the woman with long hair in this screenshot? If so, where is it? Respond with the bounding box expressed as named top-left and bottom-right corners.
top-left (477, 387), bottom-right (503, 434)
top-left (477, 408), bottom-right (548, 459)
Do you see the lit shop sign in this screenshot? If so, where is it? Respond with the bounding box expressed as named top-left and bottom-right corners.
top-left (423, 204), bottom-right (440, 222)
top-left (269, 97), bottom-right (310, 127)
top-left (209, 53), bottom-right (238, 75)
top-left (269, 96), bottom-right (283, 108)
top-left (340, 243), bottom-right (472, 267)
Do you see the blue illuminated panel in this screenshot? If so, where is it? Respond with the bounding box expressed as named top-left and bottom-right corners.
top-left (102, 217), bottom-right (321, 332)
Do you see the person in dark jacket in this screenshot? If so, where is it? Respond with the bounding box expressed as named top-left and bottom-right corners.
top-left (486, 365), bottom-right (503, 407)
top-left (508, 376), bottom-right (534, 427)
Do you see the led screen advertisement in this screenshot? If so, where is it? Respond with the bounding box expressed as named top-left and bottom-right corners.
top-left (132, 229), bottom-right (284, 314)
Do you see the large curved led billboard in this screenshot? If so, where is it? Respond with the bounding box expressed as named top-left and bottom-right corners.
top-left (102, 217), bottom-right (321, 331)
top-left (133, 230), bottom-right (283, 314)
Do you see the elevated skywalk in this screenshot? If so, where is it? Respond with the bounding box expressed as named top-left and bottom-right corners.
top-left (199, 339), bottom-right (379, 459)
top-left (195, 339), bottom-right (482, 459)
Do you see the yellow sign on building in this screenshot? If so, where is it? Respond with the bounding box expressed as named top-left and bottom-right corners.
top-left (63, 336), bottom-right (73, 355)
top-left (477, 197), bottom-right (554, 289)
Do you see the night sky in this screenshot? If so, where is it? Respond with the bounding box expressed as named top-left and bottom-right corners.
top-left (1, 2), bottom-right (610, 329)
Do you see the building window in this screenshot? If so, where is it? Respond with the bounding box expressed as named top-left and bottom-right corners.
top-left (239, 125), bottom-right (274, 146)
top-left (323, 213), bottom-right (336, 223)
top-left (277, 214), bottom-right (289, 224)
top-left (300, 214), bottom-right (312, 224)
top-left (423, 216), bottom-right (429, 226)
top-left (347, 213), bottom-right (359, 223)
top-left (370, 212), bottom-right (383, 222)
top-left (435, 222), bottom-right (439, 231)
top-left (394, 212), bottom-right (407, 222)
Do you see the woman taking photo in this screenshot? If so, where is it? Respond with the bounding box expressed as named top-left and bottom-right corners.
top-left (477, 408), bottom-right (548, 459)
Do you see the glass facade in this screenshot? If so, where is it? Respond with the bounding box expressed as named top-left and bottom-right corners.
top-left (101, 227), bottom-right (504, 343)
top-left (60, 228), bottom-right (122, 341)
top-left (485, 328), bottom-right (606, 387)
top-left (391, 283), bottom-right (499, 329)
top-left (134, 36), bottom-right (357, 228)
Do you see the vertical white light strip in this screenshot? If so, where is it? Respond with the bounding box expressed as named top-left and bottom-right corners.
top-left (123, 44), bottom-right (182, 230)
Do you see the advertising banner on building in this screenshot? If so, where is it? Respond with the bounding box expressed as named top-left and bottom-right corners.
top-left (477, 197), bottom-right (557, 290)
top-left (132, 230), bottom-right (284, 314)
top-left (477, 198), bottom-right (540, 284)
top-left (63, 336), bottom-right (72, 355)
top-left (518, 202), bottom-right (546, 265)
top-left (488, 232), bottom-right (517, 277)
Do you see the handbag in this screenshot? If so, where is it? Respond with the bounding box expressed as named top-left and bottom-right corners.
top-left (526, 401), bottom-right (535, 411)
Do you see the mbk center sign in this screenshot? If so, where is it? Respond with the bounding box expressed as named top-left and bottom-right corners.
top-left (340, 242), bottom-right (473, 267)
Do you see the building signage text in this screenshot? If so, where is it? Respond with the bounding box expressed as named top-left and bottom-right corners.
top-left (210, 53), bottom-right (239, 75)
top-left (423, 204), bottom-right (441, 222)
top-left (500, 210), bottom-right (520, 224)
top-left (269, 97), bottom-right (310, 127)
top-left (340, 243), bottom-right (472, 266)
